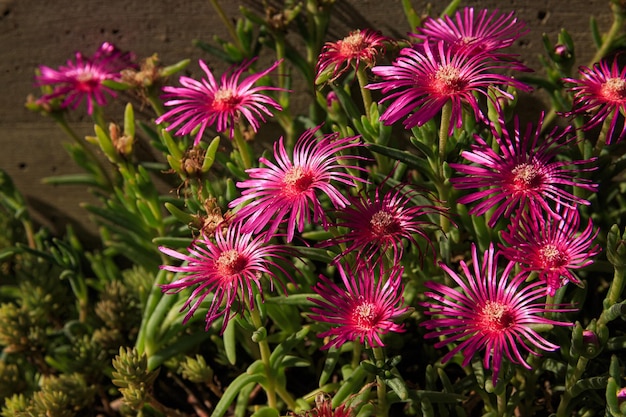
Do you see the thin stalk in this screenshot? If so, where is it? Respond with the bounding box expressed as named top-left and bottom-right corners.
top-left (356, 65), bottom-right (373, 120)
top-left (372, 346), bottom-right (388, 417)
top-left (542, 8), bottom-right (625, 131)
top-left (249, 307), bottom-right (278, 409)
top-left (555, 356), bottom-right (589, 417)
top-left (51, 113), bottom-right (114, 190)
top-left (592, 110), bottom-right (613, 157)
top-left (208, 0), bottom-right (245, 54)
top-left (232, 126), bottom-right (253, 170)
top-left (438, 101), bottom-right (453, 176)
top-left (496, 389), bottom-right (508, 417)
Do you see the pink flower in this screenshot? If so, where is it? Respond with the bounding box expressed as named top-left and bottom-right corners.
top-left (308, 262), bottom-right (408, 349)
top-left (155, 59), bottom-right (285, 145)
top-left (367, 41), bottom-right (529, 134)
top-left (316, 29), bottom-right (390, 83)
top-left (450, 113), bottom-right (597, 227)
top-left (563, 59), bottom-right (626, 145)
top-left (325, 184), bottom-right (445, 264)
top-left (499, 206), bottom-right (600, 296)
top-left (411, 7), bottom-right (528, 57)
top-left (35, 42), bottom-right (133, 114)
top-left (229, 126), bottom-right (366, 242)
top-left (159, 224), bottom-right (291, 333)
top-left (304, 395), bottom-right (354, 417)
top-left (421, 243), bottom-right (573, 384)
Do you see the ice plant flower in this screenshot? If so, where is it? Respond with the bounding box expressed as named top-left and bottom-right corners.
top-left (450, 113), bottom-right (598, 227)
top-left (367, 41), bottom-right (530, 134)
top-left (563, 59), bottom-right (626, 145)
top-left (421, 243), bottom-right (573, 384)
top-left (35, 42), bottom-right (133, 114)
top-left (315, 28), bottom-right (390, 83)
top-left (411, 7), bottom-right (528, 57)
top-left (499, 206), bottom-right (600, 296)
top-left (229, 126), bottom-right (366, 242)
top-left (308, 263), bottom-right (408, 349)
top-left (326, 184), bottom-right (445, 264)
top-left (159, 224), bottom-right (291, 333)
top-left (155, 59), bottom-right (285, 145)
top-left (302, 395), bottom-right (354, 417)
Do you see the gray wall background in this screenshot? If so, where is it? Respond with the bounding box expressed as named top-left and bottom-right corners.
top-left (0, 0), bottom-right (616, 237)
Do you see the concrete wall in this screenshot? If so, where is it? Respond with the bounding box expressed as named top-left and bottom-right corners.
top-left (0, 0), bottom-right (616, 236)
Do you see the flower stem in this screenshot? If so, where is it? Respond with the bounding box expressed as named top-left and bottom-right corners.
top-left (51, 113), bottom-right (114, 190)
top-left (556, 356), bottom-right (589, 417)
top-left (249, 306), bottom-right (278, 410)
top-left (233, 126), bottom-right (253, 170)
top-left (356, 65), bottom-right (373, 120)
top-left (372, 346), bottom-right (388, 417)
top-left (438, 101), bottom-right (452, 174)
top-left (208, 0), bottom-right (245, 55)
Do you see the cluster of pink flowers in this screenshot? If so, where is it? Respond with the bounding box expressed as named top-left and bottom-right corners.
top-left (33, 3), bottom-right (621, 389)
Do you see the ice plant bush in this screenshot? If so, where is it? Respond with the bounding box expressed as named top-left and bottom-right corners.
top-left (421, 244), bottom-right (573, 384)
top-left (366, 40), bottom-right (530, 134)
top-left (499, 205), bottom-right (601, 295)
top-left (9, 1), bottom-right (626, 416)
top-left (156, 58), bottom-right (285, 145)
top-left (35, 42), bottom-right (134, 114)
top-left (450, 113), bottom-right (598, 226)
top-left (564, 58), bottom-right (626, 145)
top-left (229, 126), bottom-right (366, 242)
top-left (308, 262), bottom-right (408, 349)
top-left (158, 223), bottom-right (292, 332)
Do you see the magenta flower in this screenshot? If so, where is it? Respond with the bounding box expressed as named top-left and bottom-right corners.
top-left (159, 224), bottom-right (291, 333)
top-left (326, 184), bottom-right (445, 264)
top-left (155, 59), bottom-right (285, 145)
top-left (499, 206), bottom-right (600, 296)
top-left (564, 59), bottom-right (626, 145)
top-left (450, 113), bottom-right (597, 227)
top-left (35, 42), bottom-right (133, 114)
top-left (316, 28), bottom-right (390, 83)
top-left (229, 126), bottom-right (366, 242)
top-left (367, 41), bottom-right (530, 134)
top-left (308, 263), bottom-right (408, 349)
top-left (411, 7), bottom-right (528, 57)
top-left (421, 243), bottom-right (573, 384)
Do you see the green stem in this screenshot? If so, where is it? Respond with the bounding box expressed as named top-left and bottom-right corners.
top-left (438, 101), bottom-right (453, 176)
top-left (356, 65), bottom-right (372, 120)
top-left (249, 307), bottom-right (278, 410)
top-left (556, 356), bottom-right (589, 417)
top-left (352, 342), bottom-right (362, 370)
top-left (590, 5), bottom-right (625, 66)
top-left (232, 126), bottom-right (253, 170)
top-left (600, 266), bottom-right (626, 324)
top-left (372, 346), bottom-right (388, 417)
top-left (542, 7), bottom-right (624, 131)
top-left (208, 0), bottom-right (245, 55)
top-left (497, 389), bottom-right (508, 417)
top-left (51, 113), bottom-right (114, 190)
top-left (592, 109), bottom-right (614, 157)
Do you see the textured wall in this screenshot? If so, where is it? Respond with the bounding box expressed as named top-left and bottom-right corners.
top-left (0, 0), bottom-right (616, 236)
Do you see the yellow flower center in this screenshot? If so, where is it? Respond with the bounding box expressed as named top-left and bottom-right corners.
top-left (478, 300), bottom-right (515, 333)
top-left (538, 244), bottom-right (568, 268)
top-left (370, 210), bottom-right (400, 235)
top-left (433, 65), bottom-right (465, 95)
top-left (339, 31), bottom-right (367, 57)
top-left (283, 166), bottom-right (315, 195)
top-left (215, 249), bottom-right (247, 277)
top-left (511, 163), bottom-right (543, 190)
top-left (601, 77), bottom-right (626, 102)
top-left (352, 300), bottom-right (378, 330)
top-left (212, 88), bottom-right (240, 111)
